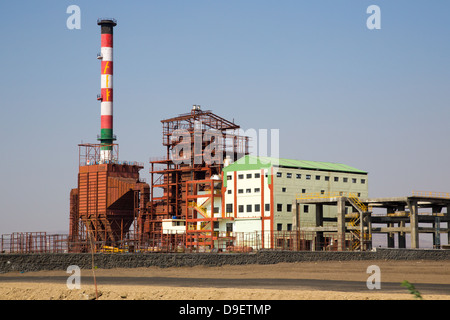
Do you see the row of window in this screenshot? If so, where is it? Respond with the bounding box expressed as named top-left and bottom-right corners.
top-left (228, 188), bottom-right (361, 197)
top-left (231, 188), bottom-right (261, 194)
top-left (227, 173), bottom-right (261, 180)
top-left (215, 222), bottom-right (292, 232)
top-left (226, 203), bottom-right (270, 213)
top-left (226, 203), bottom-right (304, 213)
top-left (227, 172), bottom-right (366, 184)
top-left (298, 190), bottom-right (362, 197)
top-left (226, 202), bottom-right (365, 215)
top-left (276, 172), bottom-right (366, 184)
top-left (277, 223), bottom-right (293, 231)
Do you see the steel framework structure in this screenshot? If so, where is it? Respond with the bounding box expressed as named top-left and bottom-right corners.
top-left (185, 179), bottom-right (220, 249)
top-left (69, 143), bottom-right (149, 252)
top-left (139, 106), bottom-right (249, 247)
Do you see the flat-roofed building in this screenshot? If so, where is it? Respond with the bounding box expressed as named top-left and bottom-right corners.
top-left (221, 155), bottom-right (368, 243)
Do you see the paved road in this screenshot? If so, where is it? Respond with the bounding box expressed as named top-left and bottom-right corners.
top-left (1, 275), bottom-right (449, 295)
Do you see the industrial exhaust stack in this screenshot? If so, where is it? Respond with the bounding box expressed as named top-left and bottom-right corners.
top-left (97, 18), bottom-right (117, 163)
top-left (69, 19), bottom-right (150, 253)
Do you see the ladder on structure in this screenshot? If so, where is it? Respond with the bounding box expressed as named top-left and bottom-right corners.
top-left (186, 200), bottom-right (214, 248)
top-left (347, 194), bottom-right (371, 251)
top-left (188, 201), bottom-right (209, 217)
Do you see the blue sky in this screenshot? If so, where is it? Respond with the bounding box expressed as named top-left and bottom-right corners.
top-left (0, 1), bottom-right (449, 235)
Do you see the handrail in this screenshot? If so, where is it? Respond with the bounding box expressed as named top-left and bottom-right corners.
top-left (83, 159), bottom-right (144, 167)
top-left (296, 191), bottom-right (349, 200)
top-left (348, 193), bottom-right (368, 212)
top-left (412, 190), bottom-right (450, 199)
top-left (188, 201), bottom-right (209, 217)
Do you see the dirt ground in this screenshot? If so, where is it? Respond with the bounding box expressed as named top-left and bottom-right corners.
top-left (0, 260), bottom-right (449, 300)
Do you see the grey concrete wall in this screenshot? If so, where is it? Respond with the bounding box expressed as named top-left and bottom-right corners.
top-left (1, 248), bottom-right (449, 273)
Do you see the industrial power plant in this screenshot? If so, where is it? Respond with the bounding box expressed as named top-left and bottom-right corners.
top-left (1, 18), bottom-right (449, 254)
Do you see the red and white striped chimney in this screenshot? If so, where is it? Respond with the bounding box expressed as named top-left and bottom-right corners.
top-left (97, 18), bottom-right (117, 162)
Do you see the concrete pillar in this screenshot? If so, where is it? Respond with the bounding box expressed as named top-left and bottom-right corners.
top-left (387, 207), bottom-right (395, 248)
top-left (293, 200), bottom-right (300, 250)
top-left (398, 205), bottom-right (406, 248)
top-left (399, 220), bottom-right (406, 248)
top-left (293, 200), bottom-right (300, 231)
top-left (337, 197), bottom-right (346, 251)
top-left (408, 200), bottom-right (419, 249)
top-left (432, 205), bottom-right (442, 249)
top-left (315, 204), bottom-right (324, 251)
top-left (447, 205), bottom-right (450, 246)
top-left (366, 212), bottom-right (373, 250)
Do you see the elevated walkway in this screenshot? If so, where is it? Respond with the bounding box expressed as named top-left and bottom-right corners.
top-left (295, 192), bottom-right (450, 251)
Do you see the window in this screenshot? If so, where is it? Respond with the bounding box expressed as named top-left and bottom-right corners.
top-left (172, 220), bottom-right (185, 227)
top-left (302, 189), bottom-right (306, 193)
top-left (214, 207), bottom-right (219, 213)
top-left (238, 205), bottom-right (244, 213)
top-left (325, 176), bottom-right (330, 181)
top-left (226, 223), bottom-right (233, 232)
top-left (282, 187), bottom-right (287, 192)
top-left (315, 175), bottom-right (320, 180)
top-left (254, 188), bottom-right (260, 193)
top-left (343, 178), bottom-right (348, 183)
top-left (306, 175), bottom-right (311, 180)
top-left (276, 172), bottom-right (282, 178)
top-left (334, 177), bottom-right (339, 182)
top-left (247, 173), bottom-right (252, 179)
top-left (296, 174), bottom-right (301, 179)
top-left (226, 203), bottom-right (233, 213)
top-left (227, 175), bottom-right (232, 180)
top-left (304, 205), bottom-right (309, 213)
top-left (277, 223), bottom-right (282, 231)
top-left (361, 179), bottom-right (366, 184)
top-left (287, 173), bottom-right (292, 178)
top-left (246, 204), bottom-right (252, 212)
top-left (352, 178), bottom-right (357, 183)
top-left (227, 190), bottom-right (232, 194)
top-left (255, 173), bottom-right (260, 178)
top-left (246, 188), bottom-right (251, 193)
top-left (265, 203), bottom-right (270, 211)
top-left (320, 190), bottom-right (325, 194)
top-left (238, 189), bottom-right (243, 194)
top-left (287, 223), bottom-right (292, 231)
top-left (255, 204), bottom-right (260, 212)
top-left (238, 174), bottom-right (244, 179)
top-left (287, 204), bottom-right (292, 212)
top-left (213, 221), bottom-right (219, 229)
top-left (277, 204), bottom-right (283, 212)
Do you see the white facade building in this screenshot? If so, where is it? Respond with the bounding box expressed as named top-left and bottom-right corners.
top-left (162, 155), bottom-right (368, 249)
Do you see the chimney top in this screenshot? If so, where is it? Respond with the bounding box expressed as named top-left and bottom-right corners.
top-left (97, 18), bottom-right (117, 26)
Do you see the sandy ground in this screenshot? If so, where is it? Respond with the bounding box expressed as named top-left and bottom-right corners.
top-left (0, 260), bottom-right (449, 300)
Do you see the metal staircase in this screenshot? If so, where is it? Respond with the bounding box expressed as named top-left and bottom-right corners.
top-left (188, 201), bottom-right (209, 217)
top-left (347, 193), bottom-right (371, 251)
top-left (186, 196), bottom-right (216, 248)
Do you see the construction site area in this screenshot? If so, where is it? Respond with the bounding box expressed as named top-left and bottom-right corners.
top-left (1, 18), bottom-right (449, 256)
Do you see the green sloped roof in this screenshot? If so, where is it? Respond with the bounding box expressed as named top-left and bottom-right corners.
top-left (223, 155), bottom-right (367, 174)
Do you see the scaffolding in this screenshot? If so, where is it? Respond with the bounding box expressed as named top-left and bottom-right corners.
top-left (0, 232), bottom-right (68, 253)
top-left (141, 106), bottom-right (250, 247)
top-left (185, 179), bottom-right (220, 249)
top-left (1, 231), bottom-right (355, 253)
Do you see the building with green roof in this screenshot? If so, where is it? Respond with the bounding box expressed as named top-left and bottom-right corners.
top-left (221, 155), bottom-right (368, 248)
